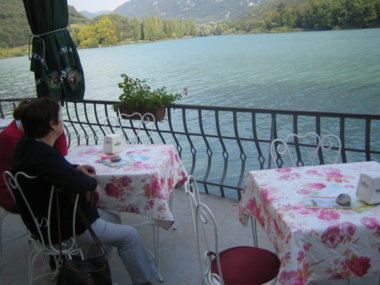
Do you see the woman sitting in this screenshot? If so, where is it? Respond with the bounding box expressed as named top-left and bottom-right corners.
top-left (0, 99), bottom-right (67, 212)
top-left (11, 97), bottom-right (156, 285)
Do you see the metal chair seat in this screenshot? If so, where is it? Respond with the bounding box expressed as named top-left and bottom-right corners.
top-left (210, 246), bottom-right (280, 285)
top-left (3, 171), bottom-right (83, 285)
top-left (185, 176), bottom-right (280, 285)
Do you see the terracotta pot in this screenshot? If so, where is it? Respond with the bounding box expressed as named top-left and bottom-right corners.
top-left (118, 105), bottom-right (166, 122)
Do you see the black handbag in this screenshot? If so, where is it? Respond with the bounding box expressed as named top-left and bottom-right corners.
top-left (55, 193), bottom-right (113, 285)
top-left (57, 254), bottom-right (112, 285)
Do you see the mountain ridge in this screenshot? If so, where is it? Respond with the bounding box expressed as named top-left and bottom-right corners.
top-left (80, 10), bottom-right (112, 19)
top-left (113, 0), bottom-right (268, 22)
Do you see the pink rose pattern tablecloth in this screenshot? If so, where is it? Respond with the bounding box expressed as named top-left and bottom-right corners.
top-left (67, 144), bottom-right (188, 229)
top-left (239, 161), bottom-right (380, 285)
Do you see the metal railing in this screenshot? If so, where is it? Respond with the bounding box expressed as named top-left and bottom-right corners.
top-left (1, 98), bottom-right (379, 200)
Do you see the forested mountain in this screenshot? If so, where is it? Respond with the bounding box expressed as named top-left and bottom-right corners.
top-left (0, 0), bottom-right (30, 48)
top-left (68, 6), bottom-right (91, 25)
top-left (232, 0), bottom-right (380, 32)
top-left (1, 0), bottom-right (379, 56)
top-left (114, 0), bottom-right (268, 23)
top-left (0, 0), bottom-right (89, 48)
top-left (70, 14), bottom-right (197, 48)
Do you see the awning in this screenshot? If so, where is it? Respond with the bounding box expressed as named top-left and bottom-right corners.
top-left (23, 0), bottom-right (85, 102)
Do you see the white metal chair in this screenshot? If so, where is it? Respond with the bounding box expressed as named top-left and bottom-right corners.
top-left (0, 206), bottom-right (28, 264)
top-left (185, 176), bottom-right (280, 285)
top-left (270, 132), bottom-right (342, 168)
top-left (103, 113), bottom-right (155, 145)
top-left (3, 171), bottom-right (83, 285)
top-left (119, 112), bottom-right (155, 144)
top-left (252, 132), bottom-right (342, 247)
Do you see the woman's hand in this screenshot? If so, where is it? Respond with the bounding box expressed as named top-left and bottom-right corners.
top-left (85, 186), bottom-right (101, 206)
top-left (77, 164), bottom-right (96, 177)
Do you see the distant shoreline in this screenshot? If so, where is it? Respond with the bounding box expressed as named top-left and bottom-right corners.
top-left (1, 27), bottom-right (378, 60)
top-left (0, 35), bottom-right (196, 60)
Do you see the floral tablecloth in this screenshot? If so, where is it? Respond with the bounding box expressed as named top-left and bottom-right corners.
top-left (67, 144), bottom-right (188, 229)
top-left (239, 161), bottom-right (380, 285)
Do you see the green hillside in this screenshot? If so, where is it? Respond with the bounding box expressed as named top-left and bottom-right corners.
top-left (0, 0), bottom-right (30, 48)
top-left (68, 5), bottom-right (90, 25)
top-left (0, 0), bottom-right (89, 48)
top-left (1, 0), bottom-right (379, 57)
top-left (231, 0), bottom-right (380, 33)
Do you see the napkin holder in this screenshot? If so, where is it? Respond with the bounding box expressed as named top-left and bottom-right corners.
top-left (103, 134), bottom-right (124, 154)
top-left (356, 172), bottom-right (380, 205)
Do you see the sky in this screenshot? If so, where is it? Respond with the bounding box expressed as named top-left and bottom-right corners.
top-left (67, 0), bottom-right (129, 13)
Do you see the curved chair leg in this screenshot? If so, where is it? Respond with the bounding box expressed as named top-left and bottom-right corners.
top-left (28, 248), bottom-right (58, 285)
top-left (131, 218), bottom-right (164, 282)
top-left (0, 210), bottom-right (6, 264)
top-left (168, 189), bottom-right (177, 231)
top-left (153, 224), bottom-right (164, 282)
top-left (249, 216), bottom-right (258, 247)
top-left (28, 247), bottom-right (39, 285)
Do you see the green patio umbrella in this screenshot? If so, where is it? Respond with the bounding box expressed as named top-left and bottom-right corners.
top-left (23, 0), bottom-right (85, 102)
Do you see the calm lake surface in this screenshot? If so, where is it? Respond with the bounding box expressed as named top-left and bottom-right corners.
top-left (0, 28), bottom-right (379, 114)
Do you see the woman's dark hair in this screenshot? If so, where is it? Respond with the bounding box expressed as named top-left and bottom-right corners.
top-left (13, 99), bottom-right (33, 120)
top-left (21, 98), bottom-right (60, 138)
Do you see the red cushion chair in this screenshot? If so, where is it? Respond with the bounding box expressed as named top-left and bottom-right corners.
top-left (210, 246), bottom-right (280, 285)
top-left (185, 175), bottom-right (280, 285)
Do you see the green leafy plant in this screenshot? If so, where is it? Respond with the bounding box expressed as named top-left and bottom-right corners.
top-left (113, 74), bottom-right (182, 113)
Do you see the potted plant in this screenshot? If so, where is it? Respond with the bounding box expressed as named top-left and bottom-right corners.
top-left (113, 73), bottom-right (182, 121)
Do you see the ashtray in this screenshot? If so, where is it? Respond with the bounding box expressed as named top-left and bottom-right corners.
top-left (110, 155), bottom-right (121, 162)
top-left (336, 193), bottom-right (351, 207)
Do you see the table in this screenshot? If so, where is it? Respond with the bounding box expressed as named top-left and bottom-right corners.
top-left (66, 144), bottom-right (188, 229)
top-left (239, 161), bottom-right (380, 285)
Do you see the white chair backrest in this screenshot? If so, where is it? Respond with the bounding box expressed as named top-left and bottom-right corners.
top-left (270, 132), bottom-right (342, 168)
top-left (184, 176), bottom-right (224, 284)
top-left (104, 113), bottom-right (155, 144)
top-left (320, 134), bottom-right (342, 163)
top-left (195, 203), bottom-right (224, 285)
top-left (184, 175), bottom-right (202, 222)
top-left (2, 171), bottom-right (81, 255)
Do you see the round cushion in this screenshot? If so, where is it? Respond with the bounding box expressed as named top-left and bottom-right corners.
top-left (210, 246), bottom-right (280, 285)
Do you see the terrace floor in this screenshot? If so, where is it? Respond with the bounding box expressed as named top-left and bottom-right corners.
top-left (0, 190), bottom-right (377, 285)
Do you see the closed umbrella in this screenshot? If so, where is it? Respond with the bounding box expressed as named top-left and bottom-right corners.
top-left (23, 0), bottom-right (85, 101)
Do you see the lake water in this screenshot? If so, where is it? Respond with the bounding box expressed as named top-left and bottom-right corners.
top-left (0, 28), bottom-right (380, 114)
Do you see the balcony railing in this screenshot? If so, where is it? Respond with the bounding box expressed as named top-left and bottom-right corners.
top-left (1, 98), bottom-right (379, 200)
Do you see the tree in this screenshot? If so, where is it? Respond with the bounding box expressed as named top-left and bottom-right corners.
top-left (69, 26), bottom-right (81, 46)
top-left (104, 14), bottom-right (134, 42)
top-left (142, 16), bottom-right (164, 41)
top-left (214, 22), bottom-right (228, 35)
top-left (185, 19), bottom-right (197, 36)
top-left (77, 25), bottom-right (98, 48)
top-left (131, 17), bottom-right (142, 41)
top-left (95, 16), bottom-right (118, 45)
top-left (77, 16), bottom-right (118, 48)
